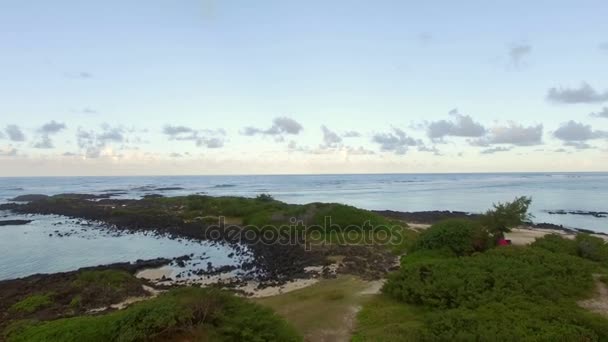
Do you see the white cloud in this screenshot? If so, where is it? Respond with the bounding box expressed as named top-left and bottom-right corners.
top-left (242, 117), bottom-right (303, 138)
top-left (547, 82), bottom-right (608, 104)
top-left (163, 125), bottom-right (225, 148)
top-left (320, 125), bottom-right (342, 148)
top-left (5, 125), bottom-right (26, 142)
top-left (372, 128), bottom-right (420, 154)
top-left (508, 43), bottom-right (532, 69)
top-left (473, 122), bottom-right (543, 146)
top-left (427, 109), bottom-right (486, 140)
top-left (553, 120), bottom-right (608, 141)
top-left (590, 107), bottom-right (608, 119)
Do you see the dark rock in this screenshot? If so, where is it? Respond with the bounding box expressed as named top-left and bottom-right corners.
top-left (373, 210), bottom-right (481, 224)
top-left (10, 194), bottom-right (49, 202)
top-left (0, 220), bottom-right (32, 226)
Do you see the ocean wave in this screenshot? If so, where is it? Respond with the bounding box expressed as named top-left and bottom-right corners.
top-left (211, 184), bottom-right (237, 188)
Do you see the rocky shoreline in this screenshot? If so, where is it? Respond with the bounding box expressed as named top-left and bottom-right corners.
top-left (1, 193), bottom-right (605, 290)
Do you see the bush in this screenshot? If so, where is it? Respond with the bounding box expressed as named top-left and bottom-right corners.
top-left (6, 287), bottom-right (301, 342)
top-left (72, 270), bottom-right (143, 307)
top-left (419, 298), bottom-right (608, 341)
top-left (9, 294), bottom-right (53, 314)
top-left (531, 233), bottom-right (577, 255)
top-left (412, 219), bottom-right (491, 256)
top-left (384, 247), bottom-right (594, 309)
top-left (532, 233), bottom-right (608, 264)
top-left (576, 234), bottom-right (608, 263)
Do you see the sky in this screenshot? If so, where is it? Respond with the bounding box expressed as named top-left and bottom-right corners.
top-left (1, 0), bottom-right (608, 176)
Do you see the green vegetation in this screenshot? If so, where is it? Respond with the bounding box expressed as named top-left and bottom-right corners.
top-left (6, 288), bottom-right (301, 342)
top-left (412, 219), bottom-right (491, 256)
top-left (480, 196), bottom-right (532, 236)
top-left (9, 294), bottom-right (53, 314)
top-left (72, 270), bottom-right (143, 307)
top-left (532, 233), bottom-right (608, 265)
top-left (352, 294), bottom-right (426, 341)
top-left (355, 197), bottom-right (608, 341)
top-left (255, 276), bottom-right (372, 342)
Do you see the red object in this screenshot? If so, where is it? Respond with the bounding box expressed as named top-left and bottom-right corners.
top-left (497, 239), bottom-right (510, 246)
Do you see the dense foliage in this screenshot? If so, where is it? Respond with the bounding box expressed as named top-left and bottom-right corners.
top-left (364, 197), bottom-right (608, 341)
top-left (532, 233), bottom-right (608, 265)
top-left (480, 196), bottom-right (533, 235)
top-left (385, 247), bottom-right (594, 309)
top-left (412, 219), bottom-right (491, 256)
top-left (5, 287), bottom-right (301, 342)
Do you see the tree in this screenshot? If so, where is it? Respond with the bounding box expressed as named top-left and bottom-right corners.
top-left (480, 196), bottom-right (533, 237)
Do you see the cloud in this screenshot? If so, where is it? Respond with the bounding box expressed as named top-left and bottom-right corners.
top-left (343, 131), bottom-right (361, 138)
top-left (553, 120), bottom-right (608, 141)
top-left (0, 146), bottom-right (18, 157)
top-left (427, 109), bottom-right (486, 140)
top-left (590, 107), bottom-right (608, 118)
top-left (5, 125), bottom-right (26, 142)
top-left (39, 121), bottom-right (67, 134)
top-left (480, 146), bottom-right (512, 154)
top-left (372, 127), bottom-right (420, 154)
top-left (547, 82), bottom-right (608, 104)
top-left (32, 121), bottom-right (67, 149)
top-left (473, 122), bottom-right (543, 146)
top-left (33, 136), bottom-right (54, 149)
top-left (163, 125), bottom-right (225, 148)
top-left (65, 71), bottom-right (93, 79)
top-left (242, 117), bottom-right (303, 139)
top-left (76, 125), bottom-right (129, 158)
top-left (320, 125), bottom-right (342, 148)
top-left (72, 107), bottom-right (98, 114)
top-left (417, 145), bottom-right (441, 155)
top-left (508, 43), bottom-right (532, 68)
top-left (417, 32), bottom-right (433, 45)
top-left (0, 130), bottom-right (4, 139)
top-left (600, 42), bottom-right (608, 52)
top-left (564, 141), bottom-right (593, 150)
top-left (163, 125), bottom-right (195, 136)
top-left (345, 146), bottom-right (375, 155)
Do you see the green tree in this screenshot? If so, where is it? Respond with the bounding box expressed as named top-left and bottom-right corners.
top-left (481, 196), bottom-right (532, 237)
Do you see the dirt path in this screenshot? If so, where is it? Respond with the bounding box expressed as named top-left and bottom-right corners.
top-left (254, 276), bottom-right (384, 342)
top-left (578, 275), bottom-right (608, 317)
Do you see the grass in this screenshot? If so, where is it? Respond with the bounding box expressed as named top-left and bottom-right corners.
top-left (352, 294), bottom-right (426, 342)
top-left (254, 276), bottom-right (373, 341)
top-left (9, 294), bottom-right (53, 314)
top-left (72, 270), bottom-right (138, 289)
top-left (5, 287), bottom-right (301, 342)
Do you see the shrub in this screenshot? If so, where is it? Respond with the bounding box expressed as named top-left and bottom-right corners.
top-left (532, 233), bottom-right (608, 264)
top-left (6, 287), bottom-right (301, 342)
top-left (9, 294), bottom-right (53, 314)
top-left (384, 247), bottom-right (594, 309)
top-left (256, 193), bottom-right (274, 202)
top-left (419, 298), bottom-right (608, 341)
top-left (531, 233), bottom-right (578, 255)
top-left (72, 270), bottom-right (143, 307)
top-left (412, 219), bottom-right (491, 256)
top-left (576, 234), bottom-right (608, 263)
top-left (312, 204), bottom-right (389, 231)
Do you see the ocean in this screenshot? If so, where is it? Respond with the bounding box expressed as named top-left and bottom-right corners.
top-left (0, 173), bottom-right (606, 280)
